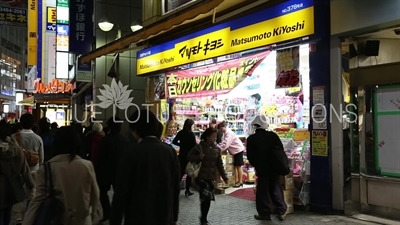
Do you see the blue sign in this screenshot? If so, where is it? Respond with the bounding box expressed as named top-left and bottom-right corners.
top-left (69, 0), bottom-right (94, 54)
top-left (56, 24), bottom-right (69, 35)
top-left (77, 60), bottom-right (91, 71)
top-left (76, 59), bottom-right (92, 82)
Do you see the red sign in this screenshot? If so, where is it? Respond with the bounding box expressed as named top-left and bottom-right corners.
top-left (33, 79), bottom-right (73, 94)
top-left (276, 69), bottom-right (300, 88)
top-left (165, 51), bottom-right (270, 98)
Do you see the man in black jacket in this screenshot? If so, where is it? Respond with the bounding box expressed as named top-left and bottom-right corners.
top-left (246, 115), bottom-right (287, 221)
top-left (96, 116), bottom-right (129, 223)
top-left (110, 109), bottom-right (180, 225)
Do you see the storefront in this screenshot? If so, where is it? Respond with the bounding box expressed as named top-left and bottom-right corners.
top-left (137, 0), bottom-right (332, 212)
top-left (332, 0), bottom-right (400, 220)
top-left (31, 78), bottom-right (74, 126)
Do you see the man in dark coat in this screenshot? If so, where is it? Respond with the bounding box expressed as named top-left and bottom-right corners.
top-left (110, 109), bottom-right (180, 225)
top-left (96, 116), bottom-right (129, 222)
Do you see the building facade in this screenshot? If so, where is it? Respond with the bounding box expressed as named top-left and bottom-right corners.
top-left (331, 0), bottom-right (400, 220)
top-left (0, 1), bottom-right (27, 119)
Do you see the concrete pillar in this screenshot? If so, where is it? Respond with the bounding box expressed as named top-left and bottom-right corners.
top-left (330, 37), bottom-right (344, 210)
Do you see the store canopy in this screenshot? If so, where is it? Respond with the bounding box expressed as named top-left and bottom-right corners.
top-left (80, 0), bottom-right (248, 63)
top-left (18, 96), bottom-right (35, 106)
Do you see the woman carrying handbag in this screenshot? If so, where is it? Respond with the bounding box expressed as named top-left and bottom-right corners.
top-left (187, 128), bottom-right (228, 225)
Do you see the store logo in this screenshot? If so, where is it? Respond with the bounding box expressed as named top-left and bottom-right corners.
top-left (96, 78), bottom-right (133, 110)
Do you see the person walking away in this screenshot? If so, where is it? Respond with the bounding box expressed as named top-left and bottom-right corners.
top-left (217, 121), bottom-right (245, 187)
top-left (11, 113), bottom-right (44, 225)
top-left (246, 115), bottom-right (287, 221)
top-left (188, 128), bottom-right (228, 225)
top-left (209, 119), bottom-right (222, 144)
top-left (22, 126), bottom-right (101, 225)
top-left (172, 119), bottom-right (197, 196)
top-left (38, 117), bottom-right (56, 162)
top-left (96, 117), bottom-right (129, 223)
top-left (0, 124), bottom-right (35, 225)
top-left (87, 122), bottom-right (105, 168)
top-left (110, 109), bottom-right (180, 225)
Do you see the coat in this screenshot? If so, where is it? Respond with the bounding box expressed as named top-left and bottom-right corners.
top-left (0, 138), bottom-right (35, 209)
top-left (246, 129), bottom-right (284, 177)
top-left (22, 154), bottom-right (101, 225)
top-left (110, 137), bottom-right (180, 225)
top-left (96, 132), bottom-right (129, 186)
top-left (187, 141), bottom-right (227, 181)
top-left (172, 129), bottom-right (196, 162)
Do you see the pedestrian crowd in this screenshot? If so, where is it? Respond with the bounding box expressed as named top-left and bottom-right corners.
top-left (0, 110), bottom-right (288, 225)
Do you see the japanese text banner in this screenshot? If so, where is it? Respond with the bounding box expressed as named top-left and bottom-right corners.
top-left (165, 51), bottom-right (270, 98)
top-left (69, 0), bottom-right (94, 54)
top-left (0, 6), bottom-right (27, 27)
top-left (27, 0), bottom-right (37, 66)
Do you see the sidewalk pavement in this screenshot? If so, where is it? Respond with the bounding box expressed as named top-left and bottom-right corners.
top-left (175, 191), bottom-right (377, 225)
top-left (13, 188), bottom-right (379, 225)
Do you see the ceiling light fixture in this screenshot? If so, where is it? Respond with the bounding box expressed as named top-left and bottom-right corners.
top-left (98, 16), bottom-right (114, 32)
top-left (130, 20), bottom-right (143, 32)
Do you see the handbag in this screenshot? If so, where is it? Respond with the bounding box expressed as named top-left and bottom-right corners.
top-left (33, 162), bottom-right (65, 225)
top-left (185, 145), bottom-right (203, 178)
top-left (270, 145), bottom-right (290, 176)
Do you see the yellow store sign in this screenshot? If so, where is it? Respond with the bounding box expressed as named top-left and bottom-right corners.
top-left (137, 4), bottom-right (314, 75)
top-left (28, 0), bottom-right (38, 66)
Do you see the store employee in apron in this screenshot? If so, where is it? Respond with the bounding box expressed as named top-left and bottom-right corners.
top-left (218, 121), bottom-right (245, 188)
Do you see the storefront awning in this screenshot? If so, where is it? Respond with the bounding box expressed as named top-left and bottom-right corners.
top-left (80, 0), bottom-right (232, 63)
top-left (18, 96), bottom-right (35, 106)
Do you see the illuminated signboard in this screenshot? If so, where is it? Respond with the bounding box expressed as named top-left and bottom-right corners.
top-left (46, 7), bottom-right (56, 31)
top-left (56, 24), bottom-right (69, 52)
top-left (56, 0), bottom-right (69, 24)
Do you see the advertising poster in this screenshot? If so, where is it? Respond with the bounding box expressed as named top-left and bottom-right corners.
top-left (154, 75), bottom-right (165, 100)
top-left (312, 130), bottom-right (328, 156)
top-left (27, 0), bottom-right (38, 67)
top-left (165, 51), bottom-right (269, 98)
top-left (276, 46), bottom-right (300, 89)
top-left (312, 86), bottom-right (324, 104)
top-left (69, 0), bottom-right (93, 54)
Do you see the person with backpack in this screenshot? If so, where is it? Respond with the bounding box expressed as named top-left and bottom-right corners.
top-left (11, 113), bottom-right (43, 225)
top-left (22, 126), bottom-right (101, 225)
top-left (246, 115), bottom-right (287, 221)
top-left (0, 124), bottom-right (35, 225)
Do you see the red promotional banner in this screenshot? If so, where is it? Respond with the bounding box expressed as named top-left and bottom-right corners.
top-left (165, 51), bottom-right (270, 98)
top-left (275, 46), bottom-right (300, 88)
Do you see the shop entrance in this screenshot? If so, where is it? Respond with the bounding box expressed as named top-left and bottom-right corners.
top-left (345, 31), bottom-right (400, 220)
top-left (161, 44), bottom-right (312, 211)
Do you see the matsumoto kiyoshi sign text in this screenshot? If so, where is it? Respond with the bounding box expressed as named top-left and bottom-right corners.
top-left (136, 0), bottom-right (314, 75)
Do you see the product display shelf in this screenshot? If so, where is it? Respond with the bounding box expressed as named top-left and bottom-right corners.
top-left (225, 104), bottom-right (246, 137)
top-left (276, 129), bottom-right (310, 206)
